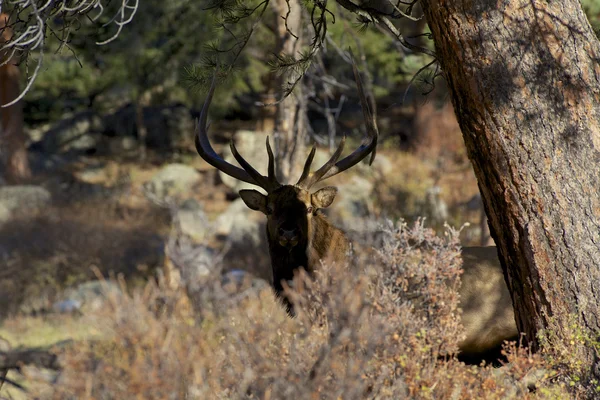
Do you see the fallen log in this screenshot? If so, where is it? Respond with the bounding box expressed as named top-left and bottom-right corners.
top-left (0, 349), bottom-right (60, 370)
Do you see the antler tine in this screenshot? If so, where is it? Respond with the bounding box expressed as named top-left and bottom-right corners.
top-left (296, 145), bottom-right (316, 186)
top-left (352, 53), bottom-right (379, 166)
top-left (265, 136), bottom-right (280, 187)
top-left (195, 72), bottom-right (272, 192)
top-left (298, 137), bottom-right (346, 189)
top-left (299, 56), bottom-right (378, 189)
top-left (229, 140), bottom-right (276, 191)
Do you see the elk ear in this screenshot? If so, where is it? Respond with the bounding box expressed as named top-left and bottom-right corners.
top-left (239, 189), bottom-right (268, 213)
top-left (311, 186), bottom-right (337, 209)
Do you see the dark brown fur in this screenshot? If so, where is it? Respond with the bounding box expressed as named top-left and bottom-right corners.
top-left (239, 185), bottom-right (348, 313)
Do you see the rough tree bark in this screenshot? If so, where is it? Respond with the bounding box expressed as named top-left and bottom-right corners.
top-left (421, 0), bottom-right (600, 374)
top-left (0, 13), bottom-right (31, 183)
top-left (271, 0), bottom-right (306, 182)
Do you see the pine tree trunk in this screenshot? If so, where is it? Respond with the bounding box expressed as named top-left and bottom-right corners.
top-left (0, 13), bottom-right (31, 183)
top-left (271, 0), bottom-right (306, 182)
top-left (421, 0), bottom-right (600, 375)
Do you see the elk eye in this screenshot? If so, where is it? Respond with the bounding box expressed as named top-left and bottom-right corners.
top-left (306, 206), bottom-right (313, 214)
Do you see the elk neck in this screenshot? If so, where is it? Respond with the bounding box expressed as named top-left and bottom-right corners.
top-left (268, 211), bottom-right (349, 279)
top-left (307, 212), bottom-right (350, 268)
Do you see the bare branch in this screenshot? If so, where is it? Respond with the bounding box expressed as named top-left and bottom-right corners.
top-left (0, 0), bottom-right (138, 106)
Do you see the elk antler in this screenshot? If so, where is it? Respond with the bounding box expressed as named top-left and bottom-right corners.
top-left (195, 73), bottom-right (281, 192)
top-left (296, 57), bottom-right (379, 190)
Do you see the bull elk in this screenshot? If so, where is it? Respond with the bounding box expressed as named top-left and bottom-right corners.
top-left (195, 62), bottom-right (377, 313)
top-left (194, 69), bottom-right (517, 358)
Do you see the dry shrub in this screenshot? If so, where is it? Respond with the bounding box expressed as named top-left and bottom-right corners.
top-left (28, 221), bottom-right (569, 399)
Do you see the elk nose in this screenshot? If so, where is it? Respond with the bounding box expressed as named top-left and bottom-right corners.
top-left (279, 228), bottom-right (299, 248)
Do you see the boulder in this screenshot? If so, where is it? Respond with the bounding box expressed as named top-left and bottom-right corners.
top-left (0, 185), bottom-right (52, 223)
top-left (221, 269), bottom-right (269, 295)
top-left (53, 280), bottom-right (122, 314)
top-left (176, 199), bottom-right (211, 242)
top-left (166, 236), bottom-right (218, 294)
top-left (215, 198), bottom-right (263, 246)
top-left (329, 175), bottom-right (375, 232)
top-left (417, 185), bottom-right (449, 226)
top-left (144, 164), bottom-right (201, 201)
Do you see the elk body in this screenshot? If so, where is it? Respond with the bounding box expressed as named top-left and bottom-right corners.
top-left (195, 69), bottom-right (517, 358)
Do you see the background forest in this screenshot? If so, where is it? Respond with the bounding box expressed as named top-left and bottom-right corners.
top-left (1, 0), bottom-right (600, 398)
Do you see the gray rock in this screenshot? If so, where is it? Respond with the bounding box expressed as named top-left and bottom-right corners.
top-left (59, 280), bottom-right (122, 313)
top-left (221, 269), bottom-right (269, 295)
top-left (216, 198), bottom-right (263, 245)
top-left (40, 110), bottom-right (104, 153)
top-left (0, 185), bottom-right (52, 223)
top-left (144, 164), bottom-right (201, 201)
top-left (417, 185), bottom-right (449, 225)
top-left (52, 298), bottom-right (83, 314)
top-left (329, 175), bottom-right (375, 232)
top-left (167, 236), bottom-right (218, 293)
top-left (176, 199), bottom-right (211, 241)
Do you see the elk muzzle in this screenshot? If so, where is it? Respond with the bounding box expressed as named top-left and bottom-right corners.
top-left (278, 228), bottom-right (299, 248)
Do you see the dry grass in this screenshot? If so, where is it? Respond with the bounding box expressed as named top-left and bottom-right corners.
top-left (19, 221), bottom-right (579, 400)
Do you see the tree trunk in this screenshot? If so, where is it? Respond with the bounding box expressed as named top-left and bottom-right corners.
top-left (421, 0), bottom-right (600, 375)
top-left (271, 0), bottom-right (306, 182)
top-left (0, 13), bottom-right (31, 183)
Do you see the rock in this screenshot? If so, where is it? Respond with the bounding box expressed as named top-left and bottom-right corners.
top-left (56, 280), bottom-right (122, 314)
top-left (144, 164), bottom-right (201, 201)
top-left (176, 199), bottom-right (211, 242)
top-left (167, 236), bottom-right (218, 293)
top-left (220, 130), bottom-right (270, 191)
top-left (39, 110), bottom-right (104, 153)
top-left (0, 185), bottom-right (52, 223)
top-left (221, 269), bottom-right (269, 295)
top-left (52, 298), bottom-right (82, 314)
top-left (417, 185), bottom-right (449, 225)
top-left (215, 198), bottom-right (263, 246)
top-left (329, 175), bottom-right (375, 232)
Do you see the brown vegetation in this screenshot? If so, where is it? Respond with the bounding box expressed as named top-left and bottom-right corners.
top-left (19, 221), bottom-right (581, 399)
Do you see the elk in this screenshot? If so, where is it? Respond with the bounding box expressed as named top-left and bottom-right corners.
top-left (194, 69), bottom-right (517, 358)
top-left (195, 63), bottom-right (377, 313)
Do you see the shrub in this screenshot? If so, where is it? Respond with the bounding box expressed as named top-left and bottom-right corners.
top-left (28, 221), bottom-right (568, 399)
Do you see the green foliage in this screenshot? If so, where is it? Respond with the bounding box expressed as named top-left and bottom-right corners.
top-left (582, 0), bottom-right (600, 37)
